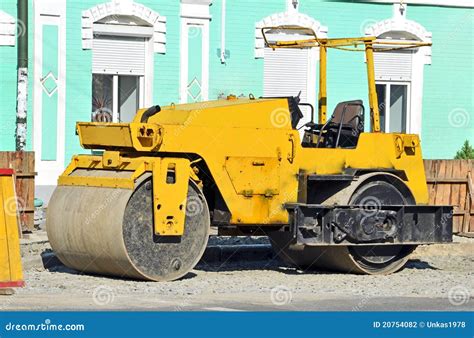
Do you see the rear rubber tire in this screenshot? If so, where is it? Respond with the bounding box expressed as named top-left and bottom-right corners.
top-left (269, 173), bottom-right (417, 275)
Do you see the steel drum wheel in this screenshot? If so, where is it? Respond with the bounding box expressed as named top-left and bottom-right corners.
top-left (47, 170), bottom-right (210, 281)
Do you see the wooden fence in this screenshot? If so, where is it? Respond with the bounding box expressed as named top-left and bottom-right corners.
top-left (424, 160), bottom-right (473, 234)
top-left (0, 152), bottom-right (35, 232)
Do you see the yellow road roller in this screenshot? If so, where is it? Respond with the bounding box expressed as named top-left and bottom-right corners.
top-left (46, 27), bottom-right (452, 281)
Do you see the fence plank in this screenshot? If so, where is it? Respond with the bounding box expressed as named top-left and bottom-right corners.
top-left (425, 159), bottom-right (473, 234)
top-left (0, 152), bottom-right (35, 232)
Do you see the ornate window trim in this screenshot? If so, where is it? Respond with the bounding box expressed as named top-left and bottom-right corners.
top-left (255, 11), bottom-right (327, 59)
top-left (81, 0), bottom-right (166, 53)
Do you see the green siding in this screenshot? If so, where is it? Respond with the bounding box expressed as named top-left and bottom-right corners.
top-left (0, 44), bottom-right (17, 151)
top-left (41, 25), bottom-right (59, 161)
top-left (64, 0), bottom-right (181, 162)
top-left (409, 6), bottom-right (473, 158)
top-left (0, 0), bottom-right (472, 164)
top-left (209, 0), bottom-right (284, 99)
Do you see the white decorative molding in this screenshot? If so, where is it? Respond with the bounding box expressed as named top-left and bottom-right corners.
top-left (0, 10), bottom-right (16, 46)
top-left (180, 0), bottom-right (212, 19)
top-left (255, 11), bottom-right (328, 58)
top-left (40, 71), bottom-right (59, 97)
top-left (365, 4), bottom-right (432, 64)
top-left (81, 0), bottom-right (167, 53)
top-left (365, 4), bottom-right (432, 136)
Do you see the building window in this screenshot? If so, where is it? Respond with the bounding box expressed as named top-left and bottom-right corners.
top-left (90, 15), bottom-right (154, 122)
top-left (263, 47), bottom-right (315, 129)
top-left (376, 82), bottom-right (410, 133)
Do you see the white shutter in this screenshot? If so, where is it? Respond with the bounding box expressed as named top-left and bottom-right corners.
top-left (264, 48), bottom-right (309, 102)
top-left (374, 50), bottom-right (413, 81)
top-left (93, 36), bottom-right (146, 75)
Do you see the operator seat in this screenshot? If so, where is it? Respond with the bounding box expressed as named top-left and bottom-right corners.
top-left (302, 100), bottom-right (364, 148)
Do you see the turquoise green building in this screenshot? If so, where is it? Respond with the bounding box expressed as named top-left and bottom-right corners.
top-left (0, 0), bottom-right (472, 189)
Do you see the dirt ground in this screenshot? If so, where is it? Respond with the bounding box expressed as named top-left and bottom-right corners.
top-left (2, 234), bottom-right (473, 311)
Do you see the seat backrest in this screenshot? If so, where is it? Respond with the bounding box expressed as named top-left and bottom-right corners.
top-left (331, 100), bottom-right (364, 130)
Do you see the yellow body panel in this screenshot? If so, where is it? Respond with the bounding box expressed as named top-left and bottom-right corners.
top-left (0, 172), bottom-right (24, 287)
top-left (67, 26), bottom-right (432, 232)
top-left (58, 154), bottom-right (193, 236)
top-left (152, 157), bottom-right (190, 236)
top-left (70, 98), bottom-right (429, 229)
top-left (77, 122), bottom-right (162, 151)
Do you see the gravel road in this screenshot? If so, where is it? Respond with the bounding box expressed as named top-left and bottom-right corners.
top-left (3, 234), bottom-right (473, 311)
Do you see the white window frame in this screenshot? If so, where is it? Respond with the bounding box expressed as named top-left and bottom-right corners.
top-left (376, 81), bottom-right (411, 133)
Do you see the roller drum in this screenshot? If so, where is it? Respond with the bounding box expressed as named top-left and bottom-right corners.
top-left (269, 173), bottom-right (417, 275)
top-left (46, 170), bottom-right (210, 281)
